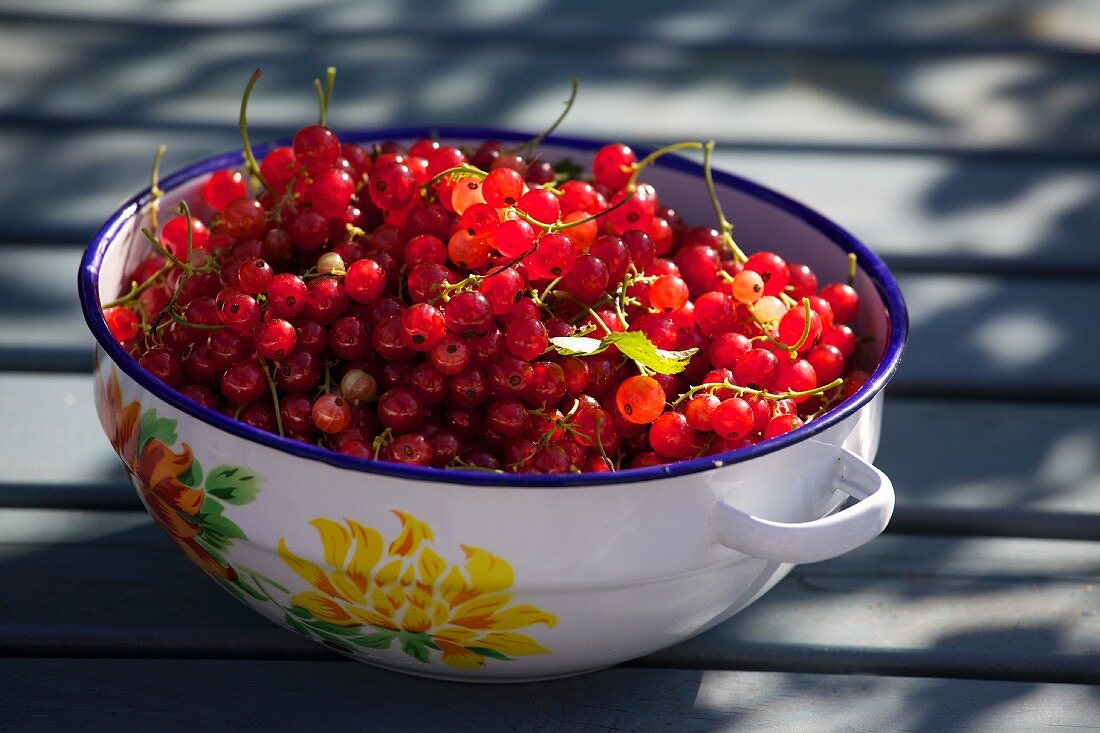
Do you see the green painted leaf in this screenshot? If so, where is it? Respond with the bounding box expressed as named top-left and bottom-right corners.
top-left (603, 331), bottom-right (698, 375)
top-left (398, 631), bottom-right (433, 664)
top-left (306, 619), bottom-right (362, 637)
top-left (287, 606), bottom-right (312, 620)
top-left (195, 499), bottom-right (247, 544)
top-left (214, 576), bottom-right (247, 603)
top-left (548, 336), bottom-right (606, 357)
top-left (285, 612), bottom-right (312, 636)
top-left (467, 646), bottom-right (512, 661)
top-left (232, 576), bottom-right (270, 602)
top-left (205, 465), bottom-right (261, 505)
top-left (178, 458), bottom-right (203, 488)
top-left (137, 409), bottom-right (178, 451)
top-left (352, 631), bottom-right (397, 650)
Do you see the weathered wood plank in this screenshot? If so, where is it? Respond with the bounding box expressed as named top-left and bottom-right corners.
top-left (1, 0), bottom-right (1097, 49)
top-left (6, 39), bottom-right (1095, 156)
top-left (2, 660), bottom-right (1098, 733)
top-left (0, 11), bottom-right (1097, 215)
top-left (2, 509), bottom-right (1099, 683)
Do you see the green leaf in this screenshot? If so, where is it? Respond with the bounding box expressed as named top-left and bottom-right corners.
top-left (178, 458), bottom-right (203, 488)
top-left (232, 576), bottom-right (270, 602)
top-left (398, 631), bottom-right (434, 664)
top-left (305, 619), bottom-right (362, 637)
top-left (351, 631), bottom-right (397, 650)
top-left (213, 576), bottom-right (247, 603)
top-left (205, 465), bottom-right (261, 505)
top-left (603, 331), bottom-right (698, 375)
top-left (548, 336), bottom-right (607, 357)
top-left (467, 646), bottom-right (512, 661)
top-left (137, 409), bottom-right (178, 451)
top-left (195, 499), bottom-right (247, 544)
top-left (284, 612), bottom-right (313, 636)
top-left (287, 605), bottom-right (312, 620)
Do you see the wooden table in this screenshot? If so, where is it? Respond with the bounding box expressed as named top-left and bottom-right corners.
top-left (2, 2), bottom-right (1099, 730)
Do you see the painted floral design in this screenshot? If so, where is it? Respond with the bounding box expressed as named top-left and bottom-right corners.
top-left (96, 365), bottom-right (262, 585)
top-left (278, 511), bottom-right (557, 669)
top-left (95, 366), bottom-right (141, 467)
top-left (95, 364), bottom-right (554, 671)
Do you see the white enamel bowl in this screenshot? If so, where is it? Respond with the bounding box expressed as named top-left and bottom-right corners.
top-left (80, 129), bottom-right (907, 682)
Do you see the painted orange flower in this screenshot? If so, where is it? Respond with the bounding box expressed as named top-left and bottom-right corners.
top-left (95, 367), bottom-right (141, 468)
top-left (133, 438), bottom-right (237, 581)
top-left (278, 511), bottom-right (556, 669)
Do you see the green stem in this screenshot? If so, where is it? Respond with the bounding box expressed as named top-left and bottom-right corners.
top-left (703, 140), bottom-right (748, 263)
top-left (554, 292), bottom-right (613, 335)
top-left (101, 262), bottom-right (172, 309)
top-left (313, 67), bottom-right (337, 127)
top-left (512, 77), bottom-right (579, 154)
top-left (179, 200), bottom-right (195, 265)
top-left (322, 352), bottom-right (332, 394)
top-left (258, 358), bottom-right (286, 437)
top-left (847, 253), bottom-right (857, 286)
top-left (627, 141), bottom-right (704, 191)
top-left (141, 228), bottom-right (188, 270)
top-left (421, 164), bottom-right (488, 194)
top-left (372, 428), bottom-right (394, 461)
top-left (163, 311), bottom-right (224, 331)
top-left (755, 297), bottom-right (812, 355)
top-left (239, 69), bottom-right (270, 192)
top-left (545, 191), bottom-right (636, 233)
top-left (670, 377), bottom-right (845, 410)
top-left (147, 144), bottom-right (167, 232)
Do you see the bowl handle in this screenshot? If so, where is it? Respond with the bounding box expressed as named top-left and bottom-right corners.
top-left (711, 447), bottom-right (895, 564)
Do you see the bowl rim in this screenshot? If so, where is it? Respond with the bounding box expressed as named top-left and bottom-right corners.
top-left (79, 126), bottom-right (908, 487)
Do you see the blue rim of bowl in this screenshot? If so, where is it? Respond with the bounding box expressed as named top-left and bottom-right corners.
top-left (79, 127), bottom-right (908, 488)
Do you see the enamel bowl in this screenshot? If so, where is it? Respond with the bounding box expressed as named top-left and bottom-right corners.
top-left (80, 128), bottom-right (907, 682)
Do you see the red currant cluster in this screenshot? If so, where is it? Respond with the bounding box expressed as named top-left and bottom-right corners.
top-left (101, 72), bottom-right (869, 473)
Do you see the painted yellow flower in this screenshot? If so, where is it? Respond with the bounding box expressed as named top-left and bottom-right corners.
top-left (278, 511), bottom-right (556, 669)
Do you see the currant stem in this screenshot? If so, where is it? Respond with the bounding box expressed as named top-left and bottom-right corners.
top-left (545, 191), bottom-right (636, 233)
top-left (421, 164), bottom-right (487, 194)
top-left (147, 144), bottom-right (167, 232)
top-left (847, 253), bottom-right (857, 286)
top-left (594, 414), bottom-right (612, 466)
top-left (141, 228), bottom-right (188, 270)
top-left (627, 141), bottom-right (704, 192)
top-left (239, 69), bottom-right (270, 192)
top-left (321, 353), bottom-right (332, 394)
top-left (372, 428), bottom-right (394, 461)
top-left (164, 311), bottom-right (224, 331)
top-left (554, 292), bottom-right (613, 335)
top-left (703, 141), bottom-right (748, 263)
top-left (753, 297), bottom-right (812, 355)
top-left (448, 458), bottom-right (505, 473)
top-left (101, 262), bottom-right (172, 309)
top-left (258, 358), bottom-right (286, 437)
top-left (313, 66), bottom-right (337, 127)
top-left (179, 200), bottom-right (195, 265)
top-left (670, 376), bottom-right (845, 409)
top-left (513, 77), bottom-right (579, 155)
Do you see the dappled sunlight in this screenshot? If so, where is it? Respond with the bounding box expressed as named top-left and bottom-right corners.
top-left (969, 308), bottom-right (1067, 369)
top-left (1037, 429), bottom-right (1100, 497)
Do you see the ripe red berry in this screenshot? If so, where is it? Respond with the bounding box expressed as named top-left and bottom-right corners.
top-left (293, 125), bottom-right (340, 174)
top-left (203, 169), bottom-right (247, 211)
top-left (615, 375), bottom-right (665, 424)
